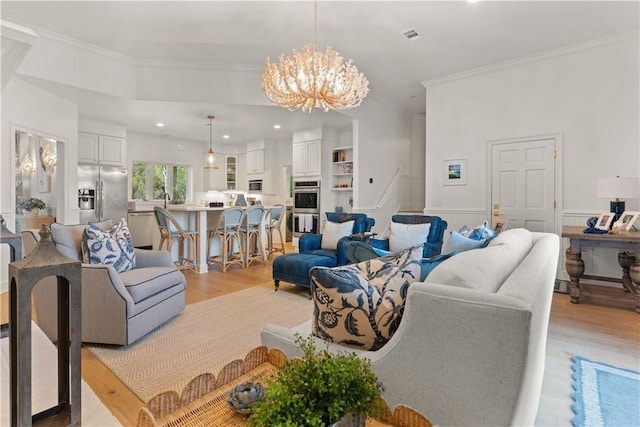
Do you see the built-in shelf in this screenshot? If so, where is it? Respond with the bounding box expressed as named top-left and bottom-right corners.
top-left (331, 187), bottom-right (353, 192)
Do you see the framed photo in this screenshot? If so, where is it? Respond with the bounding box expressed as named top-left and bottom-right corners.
top-left (443, 159), bottom-right (467, 186)
top-left (492, 217), bottom-right (509, 234)
top-left (595, 213), bottom-right (614, 231)
top-left (618, 211), bottom-right (639, 231)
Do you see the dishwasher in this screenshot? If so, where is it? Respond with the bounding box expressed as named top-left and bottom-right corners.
top-left (127, 211), bottom-right (155, 249)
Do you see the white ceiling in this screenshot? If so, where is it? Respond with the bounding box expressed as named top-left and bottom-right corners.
top-left (2, 0), bottom-right (639, 144)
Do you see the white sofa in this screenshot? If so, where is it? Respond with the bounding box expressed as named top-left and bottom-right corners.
top-left (261, 228), bottom-right (560, 426)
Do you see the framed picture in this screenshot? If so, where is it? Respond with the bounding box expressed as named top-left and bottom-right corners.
top-left (443, 159), bottom-right (467, 185)
top-left (595, 213), bottom-right (614, 231)
top-left (618, 211), bottom-right (639, 231)
top-left (492, 217), bottom-right (509, 234)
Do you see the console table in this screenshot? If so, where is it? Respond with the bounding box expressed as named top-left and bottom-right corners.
top-left (562, 226), bottom-right (640, 313)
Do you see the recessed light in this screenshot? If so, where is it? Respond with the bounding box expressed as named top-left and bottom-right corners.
top-left (223, 135), bottom-right (230, 139)
top-left (273, 124), bottom-right (281, 129)
top-left (156, 122), bottom-right (165, 127)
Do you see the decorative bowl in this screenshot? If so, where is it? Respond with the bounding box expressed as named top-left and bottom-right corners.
top-left (227, 381), bottom-right (265, 415)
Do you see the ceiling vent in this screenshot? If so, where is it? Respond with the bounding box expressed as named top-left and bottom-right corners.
top-left (402, 29), bottom-right (420, 41)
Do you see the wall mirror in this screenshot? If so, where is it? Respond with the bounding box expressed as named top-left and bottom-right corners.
top-left (14, 129), bottom-right (58, 231)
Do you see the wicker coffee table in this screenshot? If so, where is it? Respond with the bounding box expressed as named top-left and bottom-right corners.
top-left (137, 346), bottom-right (431, 427)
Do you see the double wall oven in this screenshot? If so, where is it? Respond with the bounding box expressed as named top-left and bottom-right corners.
top-left (293, 180), bottom-right (320, 236)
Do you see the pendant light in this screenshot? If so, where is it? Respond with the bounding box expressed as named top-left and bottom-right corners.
top-left (204, 115), bottom-right (218, 169)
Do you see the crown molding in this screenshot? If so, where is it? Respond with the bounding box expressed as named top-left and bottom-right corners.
top-left (16, 22), bottom-right (136, 66)
top-left (1, 20), bottom-right (38, 44)
top-left (422, 30), bottom-right (639, 88)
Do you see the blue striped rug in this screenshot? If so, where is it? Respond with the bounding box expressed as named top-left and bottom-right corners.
top-left (571, 356), bottom-right (640, 427)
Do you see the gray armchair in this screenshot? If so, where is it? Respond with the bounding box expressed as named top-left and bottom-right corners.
top-left (22, 221), bottom-right (186, 345)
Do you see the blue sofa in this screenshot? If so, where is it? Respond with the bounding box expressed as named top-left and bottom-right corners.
top-left (272, 212), bottom-right (375, 291)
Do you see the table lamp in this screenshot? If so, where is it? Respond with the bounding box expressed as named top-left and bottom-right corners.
top-left (596, 176), bottom-right (640, 223)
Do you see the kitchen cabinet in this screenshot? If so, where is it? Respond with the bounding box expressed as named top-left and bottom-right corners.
top-left (246, 149), bottom-right (264, 174)
top-left (78, 132), bottom-right (125, 166)
top-left (292, 140), bottom-right (321, 177)
top-left (225, 155), bottom-right (237, 190)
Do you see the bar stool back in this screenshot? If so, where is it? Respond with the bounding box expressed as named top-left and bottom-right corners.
top-left (265, 204), bottom-right (286, 257)
top-left (153, 207), bottom-right (198, 272)
top-left (241, 205), bottom-right (266, 267)
top-left (207, 207), bottom-right (244, 272)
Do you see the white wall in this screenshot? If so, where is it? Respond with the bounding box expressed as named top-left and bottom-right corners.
top-left (1, 77), bottom-right (79, 291)
top-left (424, 33), bottom-right (639, 282)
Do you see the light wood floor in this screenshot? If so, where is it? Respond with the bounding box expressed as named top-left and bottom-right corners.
top-left (1, 245), bottom-right (639, 426)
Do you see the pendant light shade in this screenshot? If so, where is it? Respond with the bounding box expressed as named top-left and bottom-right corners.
top-left (204, 115), bottom-right (218, 169)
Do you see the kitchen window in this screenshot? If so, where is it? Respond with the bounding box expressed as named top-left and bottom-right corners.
top-left (131, 161), bottom-right (192, 202)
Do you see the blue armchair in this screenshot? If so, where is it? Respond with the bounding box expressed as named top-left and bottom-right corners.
top-left (366, 214), bottom-right (448, 258)
top-left (299, 212), bottom-right (375, 266)
top-left (272, 212), bottom-right (375, 291)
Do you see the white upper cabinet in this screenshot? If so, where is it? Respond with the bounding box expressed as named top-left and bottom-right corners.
top-left (246, 149), bottom-right (264, 174)
top-left (292, 140), bottom-right (321, 177)
top-left (78, 132), bottom-right (125, 166)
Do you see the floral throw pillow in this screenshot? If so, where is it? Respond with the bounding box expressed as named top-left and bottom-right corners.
top-left (310, 245), bottom-right (422, 351)
top-left (84, 218), bottom-right (136, 273)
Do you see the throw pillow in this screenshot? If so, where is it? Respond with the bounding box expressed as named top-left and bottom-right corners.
top-left (442, 230), bottom-right (488, 254)
top-left (84, 218), bottom-right (136, 273)
top-left (51, 219), bottom-right (113, 261)
top-left (310, 245), bottom-right (422, 351)
top-left (389, 221), bottom-right (431, 252)
top-left (321, 220), bottom-right (355, 250)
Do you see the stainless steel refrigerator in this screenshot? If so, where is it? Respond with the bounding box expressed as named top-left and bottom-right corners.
top-left (78, 165), bottom-right (128, 223)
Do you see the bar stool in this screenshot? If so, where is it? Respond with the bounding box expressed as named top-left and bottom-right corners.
top-left (153, 207), bottom-right (198, 273)
top-left (265, 204), bottom-right (286, 257)
top-left (240, 205), bottom-right (266, 267)
top-left (208, 206), bottom-right (244, 272)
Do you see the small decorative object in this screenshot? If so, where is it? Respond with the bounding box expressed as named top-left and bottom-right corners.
top-left (248, 334), bottom-right (384, 426)
top-left (443, 158), bottom-right (467, 186)
top-left (227, 381), bottom-right (265, 414)
top-left (235, 193), bottom-right (247, 207)
top-left (595, 212), bottom-right (614, 231)
top-left (618, 211), bottom-right (639, 231)
top-left (18, 197), bottom-right (46, 216)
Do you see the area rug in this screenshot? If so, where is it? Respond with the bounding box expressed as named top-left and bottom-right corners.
top-left (571, 356), bottom-right (640, 427)
top-left (87, 285), bottom-right (312, 402)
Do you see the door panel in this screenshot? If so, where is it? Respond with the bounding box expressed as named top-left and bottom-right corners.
top-left (491, 138), bottom-right (555, 233)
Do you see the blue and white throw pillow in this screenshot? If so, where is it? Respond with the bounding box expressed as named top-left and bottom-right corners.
top-left (310, 245), bottom-right (422, 351)
top-left (84, 218), bottom-right (136, 273)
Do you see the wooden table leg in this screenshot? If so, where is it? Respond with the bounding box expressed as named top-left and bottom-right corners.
top-left (625, 253), bottom-right (640, 314)
top-left (566, 246), bottom-right (585, 304)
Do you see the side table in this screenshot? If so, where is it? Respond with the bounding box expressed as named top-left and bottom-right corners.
top-left (562, 226), bottom-right (640, 313)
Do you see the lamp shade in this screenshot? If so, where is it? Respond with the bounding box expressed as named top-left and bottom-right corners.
top-left (596, 176), bottom-right (640, 200)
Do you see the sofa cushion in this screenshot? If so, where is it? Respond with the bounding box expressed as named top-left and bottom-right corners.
top-left (120, 266), bottom-right (185, 303)
top-left (321, 220), bottom-right (354, 250)
top-left (310, 245), bottom-right (422, 351)
top-left (84, 218), bottom-right (136, 273)
top-left (428, 228), bottom-right (533, 293)
top-left (389, 221), bottom-right (431, 253)
top-left (50, 219), bottom-right (113, 261)
top-left (442, 230), bottom-right (489, 254)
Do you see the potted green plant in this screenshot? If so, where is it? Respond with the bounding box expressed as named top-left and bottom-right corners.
top-left (18, 197), bottom-right (46, 217)
top-left (248, 335), bottom-right (384, 427)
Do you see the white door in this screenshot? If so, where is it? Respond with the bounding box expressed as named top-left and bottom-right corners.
top-left (491, 138), bottom-right (556, 232)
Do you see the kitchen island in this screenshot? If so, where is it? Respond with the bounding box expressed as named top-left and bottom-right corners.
top-left (166, 206), bottom-right (268, 274)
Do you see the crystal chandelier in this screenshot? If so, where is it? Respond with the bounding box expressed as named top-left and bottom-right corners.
top-left (262, 1), bottom-right (369, 113)
top-left (204, 115), bottom-right (218, 169)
